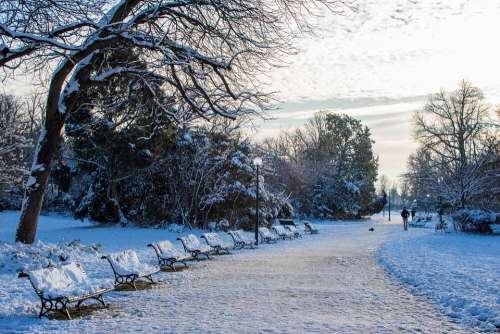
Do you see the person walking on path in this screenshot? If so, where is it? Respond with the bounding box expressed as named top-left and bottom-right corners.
top-left (411, 208), bottom-right (416, 221)
top-left (401, 207), bottom-right (410, 231)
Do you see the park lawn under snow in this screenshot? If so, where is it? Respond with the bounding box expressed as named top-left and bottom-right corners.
top-left (0, 210), bottom-right (226, 332)
top-left (0, 210), bottom-right (498, 333)
top-left (379, 227), bottom-right (500, 332)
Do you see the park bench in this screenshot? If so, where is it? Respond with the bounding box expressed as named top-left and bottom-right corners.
top-left (411, 215), bottom-right (432, 228)
top-left (258, 227), bottom-right (278, 243)
top-left (409, 219), bottom-right (427, 228)
top-left (148, 240), bottom-right (191, 271)
top-left (272, 225), bottom-right (294, 240)
top-left (278, 218), bottom-right (295, 226)
top-left (228, 230), bottom-right (255, 249)
top-left (435, 220), bottom-right (447, 232)
top-left (285, 225), bottom-right (302, 238)
top-left (19, 262), bottom-right (111, 319)
top-left (303, 221), bottom-right (319, 234)
top-left (177, 234), bottom-right (211, 260)
top-left (102, 250), bottom-right (159, 290)
top-left (201, 233), bottom-right (232, 255)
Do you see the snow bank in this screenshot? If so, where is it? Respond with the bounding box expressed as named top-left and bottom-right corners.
top-left (379, 231), bottom-right (500, 332)
top-left (0, 210), bottom-right (223, 328)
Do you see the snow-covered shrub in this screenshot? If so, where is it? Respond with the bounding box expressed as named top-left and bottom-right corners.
top-left (0, 240), bottom-right (101, 274)
top-left (75, 125), bottom-right (290, 230)
top-left (452, 209), bottom-right (499, 233)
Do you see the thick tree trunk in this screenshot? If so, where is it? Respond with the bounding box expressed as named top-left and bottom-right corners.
top-left (15, 116), bottom-right (65, 243)
top-left (15, 61), bottom-right (73, 243)
top-left (14, 1), bottom-right (139, 244)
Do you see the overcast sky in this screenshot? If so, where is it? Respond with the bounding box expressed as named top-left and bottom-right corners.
top-left (257, 0), bottom-right (500, 182)
top-left (3, 0), bottom-right (500, 183)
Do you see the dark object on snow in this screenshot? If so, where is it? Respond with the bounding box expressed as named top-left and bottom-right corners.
top-left (303, 221), bottom-right (319, 234)
top-left (19, 264), bottom-right (110, 319)
top-left (369, 227), bottom-right (374, 232)
top-left (401, 207), bottom-right (410, 231)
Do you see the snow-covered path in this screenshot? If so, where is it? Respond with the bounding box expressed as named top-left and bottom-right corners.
top-left (14, 220), bottom-right (469, 334)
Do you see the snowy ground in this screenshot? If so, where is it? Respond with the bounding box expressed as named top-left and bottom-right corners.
top-left (379, 222), bottom-right (500, 332)
top-left (0, 211), bottom-right (495, 333)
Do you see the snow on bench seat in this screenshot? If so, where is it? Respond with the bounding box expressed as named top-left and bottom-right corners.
top-left (228, 230), bottom-right (255, 249)
top-left (201, 233), bottom-right (231, 254)
top-left (285, 225), bottom-right (302, 238)
top-left (272, 225), bottom-right (294, 239)
top-left (177, 234), bottom-right (211, 260)
top-left (105, 250), bottom-right (158, 277)
top-left (28, 262), bottom-right (109, 300)
top-left (155, 240), bottom-right (191, 261)
top-left (148, 240), bottom-right (190, 270)
top-left (258, 227), bottom-right (278, 243)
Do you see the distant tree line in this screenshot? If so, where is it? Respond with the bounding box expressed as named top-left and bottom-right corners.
top-left (0, 89), bottom-right (382, 227)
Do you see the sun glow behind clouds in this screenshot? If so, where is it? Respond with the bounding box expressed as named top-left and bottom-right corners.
top-left (258, 0), bottom-right (500, 180)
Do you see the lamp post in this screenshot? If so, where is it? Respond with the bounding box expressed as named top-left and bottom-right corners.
top-left (426, 193), bottom-right (430, 214)
top-left (253, 157), bottom-right (262, 245)
top-left (388, 191), bottom-right (391, 222)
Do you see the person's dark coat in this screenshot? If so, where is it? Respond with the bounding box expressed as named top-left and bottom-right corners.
top-left (401, 209), bottom-right (410, 219)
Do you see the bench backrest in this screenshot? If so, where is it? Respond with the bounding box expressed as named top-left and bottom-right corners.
top-left (154, 240), bottom-right (184, 259)
top-left (28, 262), bottom-right (92, 299)
top-left (228, 231), bottom-right (242, 243)
top-left (273, 225), bottom-right (288, 235)
top-left (304, 222), bottom-right (316, 230)
top-left (259, 227), bottom-right (273, 238)
top-left (236, 230), bottom-right (252, 243)
top-left (107, 250), bottom-right (143, 276)
top-left (180, 234), bottom-right (203, 251)
top-left (278, 219), bottom-right (295, 226)
top-left (203, 233), bottom-right (223, 247)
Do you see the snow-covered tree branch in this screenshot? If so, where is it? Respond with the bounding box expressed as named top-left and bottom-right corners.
top-left (1, 0), bottom-right (348, 243)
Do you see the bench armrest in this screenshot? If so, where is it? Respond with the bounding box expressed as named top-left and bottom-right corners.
top-left (18, 272), bottom-right (29, 278)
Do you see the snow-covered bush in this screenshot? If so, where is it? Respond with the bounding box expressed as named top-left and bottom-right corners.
top-left (452, 209), bottom-right (499, 233)
top-left (0, 240), bottom-right (101, 274)
top-left (66, 121), bottom-right (289, 229)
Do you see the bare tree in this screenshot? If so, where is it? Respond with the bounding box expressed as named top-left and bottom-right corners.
top-left (0, 0), bottom-right (347, 243)
top-left (0, 94), bottom-right (31, 187)
top-left (0, 92), bottom-right (44, 212)
top-left (411, 80), bottom-right (498, 208)
top-left (378, 174), bottom-right (388, 194)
